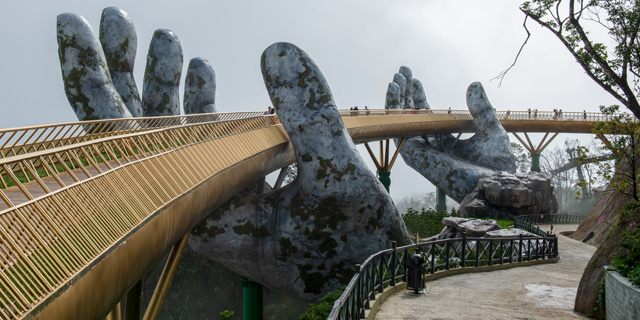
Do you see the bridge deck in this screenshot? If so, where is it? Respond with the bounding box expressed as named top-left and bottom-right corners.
top-left (0, 110), bottom-right (616, 319)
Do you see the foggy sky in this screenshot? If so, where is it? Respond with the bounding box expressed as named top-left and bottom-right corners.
top-left (0, 0), bottom-right (620, 201)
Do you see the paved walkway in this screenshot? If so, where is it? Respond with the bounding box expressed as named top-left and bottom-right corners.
top-left (374, 225), bottom-right (595, 320)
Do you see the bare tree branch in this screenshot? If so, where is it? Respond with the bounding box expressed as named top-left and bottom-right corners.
top-left (492, 15), bottom-right (531, 87)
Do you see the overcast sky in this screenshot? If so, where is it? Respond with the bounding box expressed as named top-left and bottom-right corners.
top-left (0, 1), bottom-right (620, 202)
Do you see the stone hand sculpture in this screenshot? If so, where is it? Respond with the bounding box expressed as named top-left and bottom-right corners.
top-left (189, 42), bottom-right (410, 301)
top-left (387, 68), bottom-right (516, 202)
top-left (58, 7), bottom-right (216, 121)
top-left (387, 68), bottom-right (557, 218)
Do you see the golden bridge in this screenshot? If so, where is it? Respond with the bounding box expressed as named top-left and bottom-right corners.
top-left (0, 109), bottom-right (609, 319)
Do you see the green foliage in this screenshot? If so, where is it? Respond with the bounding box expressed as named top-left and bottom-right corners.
top-left (577, 105), bottom-right (640, 201)
top-left (402, 207), bottom-right (457, 237)
top-left (511, 142), bottom-right (531, 173)
top-left (298, 287), bottom-right (344, 320)
top-left (609, 204), bottom-right (640, 286)
top-left (516, 0), bottom-right (640, 117)
top-left (219, 310), bottom-right (234, 320)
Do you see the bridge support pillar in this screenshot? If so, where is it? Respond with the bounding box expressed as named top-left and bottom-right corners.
top-left (531, 153), bottom-right (541, 172)
top-left (125, 280), bottom-right (143, 320)
top-left (364, 138), bottom-right (406, 194)
top-left (143, 233), bottom-right (190, 320)
top-left (106, 302), bottom-right (121, 320)
top-left (512, 132), bottom-right (558, 173)
top-left (241, 276), bottom-right (263, 320)
top-left (436, 188), bottom-right (447, 213)
top-left (378, 171), bottom-right (391, 192)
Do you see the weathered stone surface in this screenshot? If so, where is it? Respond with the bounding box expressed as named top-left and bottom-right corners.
top-left (142, 29), bottom-right (183, 116)
top-left (184, 57), bottom-right (216, 114)
top-left (385, 67), bottom-right (557, 220)
top-left (441, 217), bottom-right (499, 237)
top-left (57, 13), bottom-right (131, 120)
top-left (386, 70), bottom-right (515, 202)
top-left (459, 172), bottom-right (558, 219)
top-left (412, 79), bottom-right (430, 110)
top-left (484, 229), bottom-right (537, 238)
top-left (99, 7), bottom-right (143, 117)
top-left (189, 42), bottom-right (410, 301)
top-left (399, 66), bottom-right (414, 109)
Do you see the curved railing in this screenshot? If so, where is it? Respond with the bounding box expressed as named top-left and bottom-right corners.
top-left (0, 111), bottom-right (272, 159)
top-left (514, 214), bottom-right (585, 236)
top-left (0, 109), bottom-right (602, 319)
top-left (0, 109), bottom-right (623, 161)
top-left (328, 233), bottom-right (558, 320)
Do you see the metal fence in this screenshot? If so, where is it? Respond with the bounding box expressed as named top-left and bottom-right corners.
top-left (514, 214), bottom-right (585, 236)
top-left (328, 233), bottom-right (558, 320)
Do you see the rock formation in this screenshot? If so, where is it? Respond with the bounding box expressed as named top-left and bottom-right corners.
top-left (427, 217), bottom-right (536, 240)
top-left (99, 7), bottom-right (143, 117)
top-left (57, 13), bottom-right (132, 120)
top-left (459, 172), bottom-right (558, 219)
top-left (189, 42), bottom-right (410, 301)
top-left (184, 57), bottom-right (217, 114)
top-left (142, 29), bottom-right (183, 117)
top-left (386, 67), bottom-right (557, 219)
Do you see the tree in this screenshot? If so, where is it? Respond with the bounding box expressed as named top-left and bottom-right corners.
top-left (511, 142), bottom-right (531, 173)
top-left (500, 1), bottom-right (640, 118)
top-left (580, 104), bottom-right (640, 201)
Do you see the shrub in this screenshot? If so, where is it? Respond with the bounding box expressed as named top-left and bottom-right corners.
top-left (298, 287), bottom-right (344, 320)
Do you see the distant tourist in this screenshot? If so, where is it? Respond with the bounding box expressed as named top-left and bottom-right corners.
top-left (506, 110), bottom-right (510, 119)
top-left (583, 110), bottom-right (587, 120)
top-left (528, 108), bottom-right (531, 118)
top-left (534, 109), bottom-right (538, 119)
top-left (448, 107), bottom-right (452, 114)
top-left (364, 106), bottom-right (370, 116)
top-left (265, 106), bottom-right (273, 125)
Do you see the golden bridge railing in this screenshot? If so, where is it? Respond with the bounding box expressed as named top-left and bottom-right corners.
top-left (0, 114), bottom-right (286, 319)
top-left (336, 108), bottom-right (623, 122)
top-left (0, 111), bottom-right (270, 160)
top-left (0, 107), bottom-right (627, 319)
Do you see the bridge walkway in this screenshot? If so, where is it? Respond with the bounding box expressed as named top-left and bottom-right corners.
top-left (372, 225), bottom-right (594, 320)
top-left (0, 109), bottom-right (615, 319)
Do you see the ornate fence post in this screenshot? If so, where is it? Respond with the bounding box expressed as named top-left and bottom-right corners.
top-left (461, 234), bottom-right (466, 268)
top-left (355, 264), bottom-right (363, 319)
top-left (488, 239), bottom-right (493, 266)
top-left (391, 241), bottom-right (397, 287)
top-left (445, 240), bottom-right (450, 270)
top-left (518, 234), bottom-right (523, 263)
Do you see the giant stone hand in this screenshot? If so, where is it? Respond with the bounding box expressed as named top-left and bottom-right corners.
top-left (387, 68), bottom-right (516, 202)
top-left (58, 7), bottom-right (216, 121)
top-left (189, 43), bottom-right (410, 300)
top-left (387, 68), bottom-right (557, 218)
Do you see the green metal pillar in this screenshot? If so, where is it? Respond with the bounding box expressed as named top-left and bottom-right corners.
top-left (378, 171), bottom-right (391, 193)
top-left (241, 276), bottom-right (263, 320)
top-left (531, 153), bottom-right (541, 172)
top-left (436, 188), bottom-right (447, 213)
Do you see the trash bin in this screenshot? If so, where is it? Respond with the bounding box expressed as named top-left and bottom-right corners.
top-left (406, 253), bottom-right (426, 293)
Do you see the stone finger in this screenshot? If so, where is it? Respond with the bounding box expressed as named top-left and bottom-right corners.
top-left (184, 57), bottom-right (216, 115)
top-left (57, 13), bottom-right (131, 120)
top-left (99, 7), bottom-right (143, 117)
top-left (142, 29), bottom-right (183, 116)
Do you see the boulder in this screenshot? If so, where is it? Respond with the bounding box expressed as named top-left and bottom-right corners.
top-left (459, 171), bottom-right (558, 219)
top-left (484, 229), bottom-right (537, 238)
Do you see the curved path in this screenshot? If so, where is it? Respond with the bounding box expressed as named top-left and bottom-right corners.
top-left (373, 225), bottom-right (595, 320)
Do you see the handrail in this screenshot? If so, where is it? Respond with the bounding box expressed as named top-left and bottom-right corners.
top-left (514, 214), bottom-right (585, 236)
top-left (0, 114), bottom-right (280, 209)
top-left (0, 111), bottom-right (270, 160)
top-left (328, 233), bottom-right (558, 320)
top-left (0, 113), bottom-right (287, 319)
top-left (0, 109), bottom-right (628, 162)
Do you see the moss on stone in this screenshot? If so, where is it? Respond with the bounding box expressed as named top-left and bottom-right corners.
top-left (233, 221), bottom-right (272, 238)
